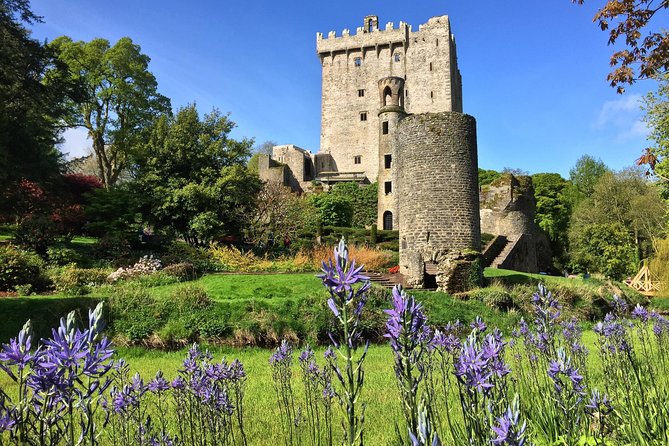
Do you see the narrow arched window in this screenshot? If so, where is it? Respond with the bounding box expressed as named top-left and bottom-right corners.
top-left (383, 211), bottom-right (393, 230)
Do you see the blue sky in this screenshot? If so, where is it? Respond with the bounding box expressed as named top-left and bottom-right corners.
top-left (30, 0), bottom-right (657, 178)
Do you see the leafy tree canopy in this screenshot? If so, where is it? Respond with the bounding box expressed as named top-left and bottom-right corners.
top-left (479, 169), bottom-right (502, 187)
top-left (48, 36), bottom-right (170, 188)
top-left (568, 155), bottom-right (610, 200)
top-left (573, 0), bottom-right (669, 92)
top-left (0, 0), bottom-right (74, 193)
top-left (531, 173), bottom-right (572, 262)
top-left (134, 104), bottom-right (260, 246)
top-left (328, 182), bottom-right (378, 228)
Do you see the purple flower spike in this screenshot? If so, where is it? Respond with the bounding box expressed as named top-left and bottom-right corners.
top-left (491, 395), bottom-right (527, 446)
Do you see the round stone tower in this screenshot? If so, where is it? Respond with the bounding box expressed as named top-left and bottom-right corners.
top-left (376, 76), bottom-right (406, 231)
top-left (396, 112), bottom-right (481, 292)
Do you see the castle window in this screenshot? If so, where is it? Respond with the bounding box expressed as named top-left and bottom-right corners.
top-left (436, 38), bottom-right (439, 47)
top-left (405, 90), bottom-right (408, 97)
top-left (360, 112), bottom-right (367, 121)
top-left (354, 155), bottom-right (361, 164)
top-left (358, 89), bottom-right (365, 97)
top-left (382, 121), bottom-right (389, 134)
top-left (384, 181), bottom-right (392, 195)
top-left (394, 53), bottom-right (401, 62)
top-left (384, 154), bottom-right (392, 169)
top-left (429, 62), bottom-right (433, 71)
top-left (354, 57), bottom-right (362, 67)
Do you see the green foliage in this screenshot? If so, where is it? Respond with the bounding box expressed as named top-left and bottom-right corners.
top-left (48, 35), bottom-right (170, 188)
top-left (162, 262), bottom-right (198, 281)
top-left (569, 222), bottom-right (637, 280)
top-left (107, 285), bottom-right (163, 342)
top-left (531, 172), bottom-right (573, 262)
top-left (12, 215), bottom-right (58, 256)
top-left (134, 104), bottom-right (261, 245)
top-left (643, 74), bottom-right (669, 194)
top-left (0, 244), bottom-right (47, 291)
top-left (92, 232), bottom-right (132, 262)
top-left (329, 182), bottom-right (378, 228)
top-left (569, 155), bottom-right (609, 203)
top-left (161, 240), bottom-right (220, 273)
top-left (309, 193), bottom-right (354, 227)
top-left (47, 265), bottom-right (109, 295)
top-left (84, 185), bottom-right (142, 237)
top-left (478, 168), bottom-right (502, 187)
top-left (569, 168), bottom-right (666, 274)
top-left (0, 0), bottom-right (71, 194)
top-left (469, 285), bottom-right (515, 311)
top-left (46, 246), bottom-right (83, 266)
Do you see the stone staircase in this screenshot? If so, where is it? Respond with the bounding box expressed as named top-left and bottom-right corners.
top-left (365, 271), bottom-right (401, 288)
top-left (490, 237), bottom-right (517, 269)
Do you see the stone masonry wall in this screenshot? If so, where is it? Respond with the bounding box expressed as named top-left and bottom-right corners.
top-left (317, 15), bottom-right (462, 183)
top-left (397, 112), bottom-right (480, 290)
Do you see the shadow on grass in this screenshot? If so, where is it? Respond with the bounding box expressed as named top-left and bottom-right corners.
top-left (0, 296), bottom-right (102, 343)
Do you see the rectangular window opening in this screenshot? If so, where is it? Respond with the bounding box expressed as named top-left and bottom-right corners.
top-left (354, 57), bottom-right (362, 67)
top-left (394, 53), bottom-right (401, 62)
top-left (384, 154), bottom-right (392, 169)
top-left (358, 89), bottom-right (365, 97)
top-left (360, 112), bottom-right (368, 121)
top-left (384, 181), bottom-right (392, 195)
top-left (354, 155), bottom-right (361, 165)
top-left (382, 121), bottom-right (389, 134)
top-left (429, 62), bottom-right (433, 71)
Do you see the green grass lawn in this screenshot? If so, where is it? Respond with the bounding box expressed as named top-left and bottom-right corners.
top-left (484, 267), bottom-right (605, 288)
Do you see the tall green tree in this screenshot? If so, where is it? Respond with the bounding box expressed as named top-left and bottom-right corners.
top-left (639, 74), bottom-right (669, 191)
top-left (569, 167), bottom-right (666, 277)
top-left (0, 0), bottom-right (73, 195)
top-left (531, 173), bottom-right (572, 262)
top-left (134, 104), bottom-right (260, 246)
top-left (49, 36), bottom-right (170, 188)
top-left (568, 155), bottom-right (610, 201)
top-left (329, 182), bottom-right (377, 228)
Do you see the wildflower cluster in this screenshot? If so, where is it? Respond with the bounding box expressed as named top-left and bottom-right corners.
top-left (107, 255), bottom-right (162, 282)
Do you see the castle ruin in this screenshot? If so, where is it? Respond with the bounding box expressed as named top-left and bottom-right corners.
top-left (259, 14), bottom-right (548, 290)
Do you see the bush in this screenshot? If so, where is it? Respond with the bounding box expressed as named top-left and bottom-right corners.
top-left (107, 255), bottom-right (162, 282)
top-left (13, 216), bottom-right (58, 257)
top-left (92, 232), bottom-right (132, 262)
top-left (47, 247), bottom-right (83, 266)
top-left (0, 245), bottom-right (47, 291)
top-left (106, 285), bottom-right (163, 343)
top-left (162, 241), bottom-right (220, 273)
top-left (47, 265), bottom-right (109, 295)
top-left (162, 262), bottom-right (197, 281)
top-left (470, 286), bottom-right (515, 311)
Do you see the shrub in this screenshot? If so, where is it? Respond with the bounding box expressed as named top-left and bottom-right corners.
top-left (92, 232), bottom-right (131, 262)
top-left (298, 244), bottom-right (394, 271)
top-left (13, 215), bottom-right (58, 256)
top-left (107, 255), bottom-right (162, 282)
top-left (48, 265), bottom-right (109, 295)
top-left (106, 285), bottom-right (163, 343)
top-left (210, 245), bottom-right (259, 271)
top-left (162, 240), bottom-right (220, 273)
top-left (127, 271), bottom-right (180, 288)
top-left (162, 262), bottom-right (198, 281)
top-left (0, 245), bottom-right (47, 291)
top-left (46, 246), bottom-right (83, 266)
top-left (470, 285), bottom-right (515, 311)
top-left (169, 284), bottom-right (213, 312)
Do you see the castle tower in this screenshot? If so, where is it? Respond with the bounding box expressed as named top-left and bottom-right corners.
top-left (396, 112), bottom-right (481, 293)
top-left (317, 15), bottom-right (463, 183)
top-left (377, 76), bottom-right (406, 230)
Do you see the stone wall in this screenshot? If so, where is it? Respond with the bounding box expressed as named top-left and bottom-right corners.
top-left (479, 174), bottom-right (553, 273)
top-left (317, 15), bottom-right (463, 183)
top-left (396, 112), bottom-right (480, 291)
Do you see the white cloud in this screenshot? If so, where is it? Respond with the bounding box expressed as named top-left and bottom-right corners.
top-left (58, 128), bottom-right (91, 159)
top-left (593, 94), bottom-right (649, 142)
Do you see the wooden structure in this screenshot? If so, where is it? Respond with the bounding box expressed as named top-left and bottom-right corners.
top-left (628, 265), bottom-right (662, 297)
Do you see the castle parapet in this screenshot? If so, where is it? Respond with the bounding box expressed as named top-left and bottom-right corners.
top-left (316, 17), bottom-right (411, 54)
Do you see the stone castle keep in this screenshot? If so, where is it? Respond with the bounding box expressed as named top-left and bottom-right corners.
top-left (259, 14), bottom-right (483, 292)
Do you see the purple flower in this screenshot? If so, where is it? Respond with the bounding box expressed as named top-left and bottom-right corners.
top-left (148, 371), bottom-right (170, 393)
top-left (586, 389), bottom-right (613, 417)
top-left (270, 340), bottom-right (293, 366)
top-left (491, 396), bottom-right (527, 446)
top-left (631, 304), bottom-right (649, 322)
top-left (470, 316), bottom-right (486, 332)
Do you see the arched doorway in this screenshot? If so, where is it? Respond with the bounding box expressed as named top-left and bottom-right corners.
top-left (383, 211), bottom-right (393, 230)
